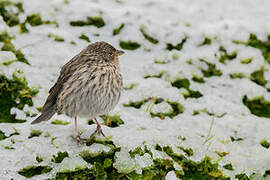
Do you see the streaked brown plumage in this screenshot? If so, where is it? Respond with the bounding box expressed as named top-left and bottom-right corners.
top-left (31, 41), bottom-right (124, 143)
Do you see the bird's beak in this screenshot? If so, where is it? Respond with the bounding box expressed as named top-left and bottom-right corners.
top-left (116, 49), bottom-right (125, 56)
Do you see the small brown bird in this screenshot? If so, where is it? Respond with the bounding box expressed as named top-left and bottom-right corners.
top-left (31, 41), bottom-right (124, 143)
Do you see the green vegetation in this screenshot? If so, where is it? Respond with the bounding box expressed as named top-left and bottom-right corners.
top-left (140, 26), bottom-right (159, 44)
top-left (171, 78), bottom-right (203, 99)
top-left (119, 40), bottom-right (141, 50)
top-left (234, 33), bottom-right (270, 63)
top-left (0, 1), bottom-right (23, 27)
top-left (0, 130), bottom-right (7, 141)
top-left (113, 23), bottom-right (125, 35)
top-left (51, 119), bottom-right (70, 125)
top-left (154, 145), bottom-right (229, 180)
top-left (70, 16), bottom-right (105, 28)
top-left (48, 33), bottom-right (64, 42)
top-left (186, 59), bottom-right (193, 64)
top-left (200, 59), bottom-right (222, 77)
top-left (0, 128), bottom-right (19, 141)
top-left (100, 114), bottom-right (124, 127)
top-left (198, 36), bottom-right (212, 46)
top-left (223, 164), bottom-right (234, 171)
top-left (36, 155), bottom-right (43, 163)
top-left (242, 95), bottom-right (270, 118)
top-left (177, 146), bottom-right (194, 156)
top-left (230, 136), bottom-right (244, 142)
top-left (28, 129), bottom-right (42, 139)
top-left (123, 97), bottom-right (184, 119)
top-left (250, 67), bottom-right (267, 86)
top-left (260, 139), bottom-right (270, 149)
top-left (240, 57), bottom-right (253, 64)
top-left (235, 173), bottom-right (251, 180)
top-left (18, 165), bottom-right (52, 178)
top-left (88, 119), bottom-right (95, 125)
top-left (166, 37), bottom-right (187, 51)
top-left (144, 71), bottom-right (166, 79)
top-left (219, 46), bottom-right (237, 64)
top-left (172, 52), bottom-right (179, 60)
top-left (192, 75), bottom-right (205, 83)
top-left (79, 33), bottom-right (90, 42)
top-left (0, 0), bottom-right (56, 32)
top-left (230, 73), bottom-right (246, 79)
top-left (0, 31), bottom-right (29, 64)
top-left (0, 71), bottom-right (38, 123)
top-left (25, 14), bottom-right (57, 27)
top-left (52, 151), bottom-right (69, 163)
top-left (123, 98), bottom-right (148, 109)
top-left (154, 59), bottom-right (169, 64)
top-left (193, 108), bottom-right (214, 116)
top-left (124, 83), bottom-right (137, 90)
top-left (150, 100), bottom-right (184, 119)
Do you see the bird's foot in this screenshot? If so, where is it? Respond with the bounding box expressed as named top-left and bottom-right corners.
top-left (90, 124), bottom-right (105, 137)
top-left (76, 135), bottom-right (86, 146)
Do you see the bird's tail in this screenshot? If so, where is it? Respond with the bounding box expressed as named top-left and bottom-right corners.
top-left (31, 106), bottom-right (56, 124)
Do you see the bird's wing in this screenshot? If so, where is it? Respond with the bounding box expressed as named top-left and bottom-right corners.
top-left (41, 51), bottom-right (91, 113)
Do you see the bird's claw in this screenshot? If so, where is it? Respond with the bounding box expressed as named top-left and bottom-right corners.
top-left (90, 124), bottom-right (105, 137)
top-left (76, 135), bottom-right (86, 146)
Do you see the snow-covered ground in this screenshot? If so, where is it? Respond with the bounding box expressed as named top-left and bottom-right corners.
top-left (0, 0), bottom-right (270, 179)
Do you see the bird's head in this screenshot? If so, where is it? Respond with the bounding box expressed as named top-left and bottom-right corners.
top-left (87, 41), bottom-right (124, 64)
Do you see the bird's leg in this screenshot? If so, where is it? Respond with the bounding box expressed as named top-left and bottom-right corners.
top-left (75, 116), bottom-right (85, 144)
top-left (90, 118), bottom-right (105, 137)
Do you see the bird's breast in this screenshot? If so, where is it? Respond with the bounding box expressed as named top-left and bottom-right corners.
top-left (57, 65), bottom-right (123, 118)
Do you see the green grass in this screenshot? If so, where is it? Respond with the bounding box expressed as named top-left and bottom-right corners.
top-left (234, 33), bottom-right (270, 64)
top-left (240, 57), bottom-right (253, 64)
top-left (51, 151), bottom-right (69, 163)
top-left (230, 73), bottom-right (246, 79)
top-left (79, 33), bottom-right (90, 42)
top-left (154, 59), bottom-right (169, 64)
top-left (0, 71), bottom-right (38, 123)
top-left (48, 33), bottom-right (65, 42)
top-left (0, 128), bottom-right (19, 141)
top-left (119, 40), bottom-right (141, 50)
top-left (171, 78), bottom-right (203, 99)
top-left (51, 119), bottom-right (70, 125)
top-left (250, 67), bottom-right (267, 86)
top-left (200, 59), bottom-right (222, 77)
top-left (260, 139), bottom-right (270, 149)
top-left (166, 36), bottom-right (187, 51)
top-left (70, 16), bottom-right (105, 28)
top-left (154, 145), bottom-right (229, 180)
top-left (25, 14), bottom-right (57, 27)
top-left (218, 46), bottom-right (237, 64)
top-left (198, 36), bottom-right (212, 46)
top-left (0, 31), bottom-right (29, 64)
top-left (18, 165), bottom-right (52, 178)
top-left (100, 114), bottom-right (124, 127)
top-left (0, 1), bottom-right (23, 27)
top-left (28, 129), bottom-right (42, 139)
top-left (124, 83), bottom-right (137, 90)
top-left (123, 98), bottom-right (149, 109)
top-left (150, 100), bottom-right (185, 119)
top-left (192, 75), bottom-right (205, 83)
top-left (140, 26), bottom-right (159, 44)
top-left (113, 23), bottom-right (125, 35)
top-left (242, 95), bottom-right (270, 118)
top-left (144, 71), bottom-right (166, 79)
top-left (123, 97), bottom-right (184, 119)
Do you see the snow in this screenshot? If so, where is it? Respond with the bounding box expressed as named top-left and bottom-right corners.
top-left (0, 0), bottom-right (270, 179)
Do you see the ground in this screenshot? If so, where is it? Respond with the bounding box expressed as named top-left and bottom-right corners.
top-left (0, 0), bottom-right (270, 179)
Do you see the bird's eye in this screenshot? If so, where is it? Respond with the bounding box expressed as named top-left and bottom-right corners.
top-left (109, 52), bottom-right (113, 56)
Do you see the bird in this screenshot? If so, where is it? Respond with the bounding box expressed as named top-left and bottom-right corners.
top-left (31, 41), bottom-right (124, 144)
